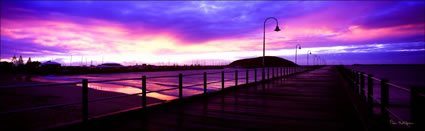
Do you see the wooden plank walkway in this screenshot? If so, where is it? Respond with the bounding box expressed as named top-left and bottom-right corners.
top-left (57, 66), bottom-right (367, 131)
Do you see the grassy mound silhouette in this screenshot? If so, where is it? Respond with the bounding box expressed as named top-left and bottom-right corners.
top-left (228, 56), bottom-right (298, 68)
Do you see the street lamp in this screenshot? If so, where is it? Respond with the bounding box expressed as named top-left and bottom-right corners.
top-left (306, 50), bottom-right (312, 66)
top-left (295, 44), bottom-right (301, 64)
top-left (262, 17), bottom-right (280, 81)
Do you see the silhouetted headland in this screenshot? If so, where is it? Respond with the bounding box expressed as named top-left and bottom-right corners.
top-left (228, 56), bottom-right (298, 68)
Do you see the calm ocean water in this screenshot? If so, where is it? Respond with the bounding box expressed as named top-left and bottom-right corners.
top-left (345, 65), bottom-right (425, 88)
top-left (32, 68), bottom-right (265, 100)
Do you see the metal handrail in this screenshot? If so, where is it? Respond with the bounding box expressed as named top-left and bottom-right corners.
top-left (371, 77), bottom-right (381, 82)
top-left (147, 75), bottom-right (180, 79)
top-left (388, 83), bottom-right (411, 93)
top-left (358, 71), bottom-right (413, 94)
top-left (365, 73), bottom-right (424, 97)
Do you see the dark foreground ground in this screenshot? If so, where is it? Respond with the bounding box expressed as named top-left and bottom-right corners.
top-left (55, 66), bottom-right (376, 131)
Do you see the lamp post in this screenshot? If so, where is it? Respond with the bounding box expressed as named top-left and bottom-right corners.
top-left (295, 44), bottom-right (301, 64)
top-left (307, 50), bottom-right (312, 66)
top-left (262, 17), bottom-right (280, 81)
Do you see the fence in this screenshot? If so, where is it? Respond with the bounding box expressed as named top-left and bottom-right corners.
top-left (337, 66), bottom-right (425, 130)
top-left (0, 66), bottom-right (318, 129)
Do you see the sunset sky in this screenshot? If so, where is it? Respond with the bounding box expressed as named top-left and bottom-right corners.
top-left (1, 1), bottom-right (424, 65)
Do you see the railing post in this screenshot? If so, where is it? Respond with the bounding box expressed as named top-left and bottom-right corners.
top-left (262, 68), bottom-right (265, 81)
top-left (289, 67), bottom-right (291, 74)
top-left (272, 67), bottom-right (274, 78)
top-left (287, 67), bottom-right (289, 76)
top-left (279, 67), bottom-right (281, 77)
top-left (351, 70), bottom-right (355, 90)
top-left (360, 72), bottom-right (365, 100)
top-left (254, 69), bottom-right (257, 82)
top-left (353, 70), bottom-right (357, 91)
top-left (203, 72), bottom-right (207, 94)
top-left (267, 67), bottom-right (270, 80)
top-left (142, 76), bottom-right (147, 108)
top-left (292, 67), bottom-right (294, 74)
top-left (380, 78), bottom-right (389, 125)
top-left (367, 74), bottom-right (374, 107)
top-left (246, 70), bottom-right (248, 84)
top-left (355, 71), bottom-right (359, 94)
top-left (179, 73), bottom-right (183, 99)
top-left (281, 67), bottom-right (283, 77)
top-left (411, 87), bottom-right (425, 129)
top-left (221, 71), bottom-right (224, 90)
top-left (235, 70), bottom-right (238, 86)
top-left (291, 67), bottom-right (295, 74)
top-left (82, 79), bottom-right (88, 123)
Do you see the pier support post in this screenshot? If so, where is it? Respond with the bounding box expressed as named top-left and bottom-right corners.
top-left (204, 72), bottom-right (207, 94)
top-left (267, 68), bottom-right (270, 80)
top-left (272, 67), bottom-right (274, 79)
top-left (254, 69), bottom-right (257, 82)
top-left (221, 71), bottom-right (224, 90)
top-left (280, 67), bottom-right (282, 77)
top-left (142, 76), bottom-right (146, 108)
top-left (246, 70), bottom-right (249, 84)
top-left (262, 68), bottom-right (265, 82)
top-left (411, 87), bottom-right (425, 130)
top-left (235, 70), bottom-right (238, 87)
top-left (289, 67), bottom-right (292, 74)
top-left (352, 70), bottom-right (356, 90)
top-left (292, 67), bottom-right (294, 74)
top-left (179, 73), bottom-right (183, 99)
top-left (380, 78), bottom-right (389, 126)
top-left (354, 71), bottom-right (360, 94)
top-left (82, 79), bottom-right (88, 123)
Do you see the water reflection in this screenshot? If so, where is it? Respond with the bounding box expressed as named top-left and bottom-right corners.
top-left (32, 68), bottom-right (261, 101)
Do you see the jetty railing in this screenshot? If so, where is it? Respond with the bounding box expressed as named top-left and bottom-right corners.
top-left (0, 66), bottom-right (319, 129)
top-left (337, 66), bottom-right (425, 130)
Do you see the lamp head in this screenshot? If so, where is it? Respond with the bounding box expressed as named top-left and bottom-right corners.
top-left (298, 47), bottom-right (301, 49)
top-left (274, 25), bottom-right (281, 32)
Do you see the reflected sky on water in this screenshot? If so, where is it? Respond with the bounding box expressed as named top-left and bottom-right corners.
top-left (32, 68), bottom-right (269, 100)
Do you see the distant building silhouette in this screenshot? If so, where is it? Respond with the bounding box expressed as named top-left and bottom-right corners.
top-left (18, 56), bottom-right (24, 65)
top-left (11, 55), bottom-right (17, 64)
top-left (27, 57), bottom-right (32, 63)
